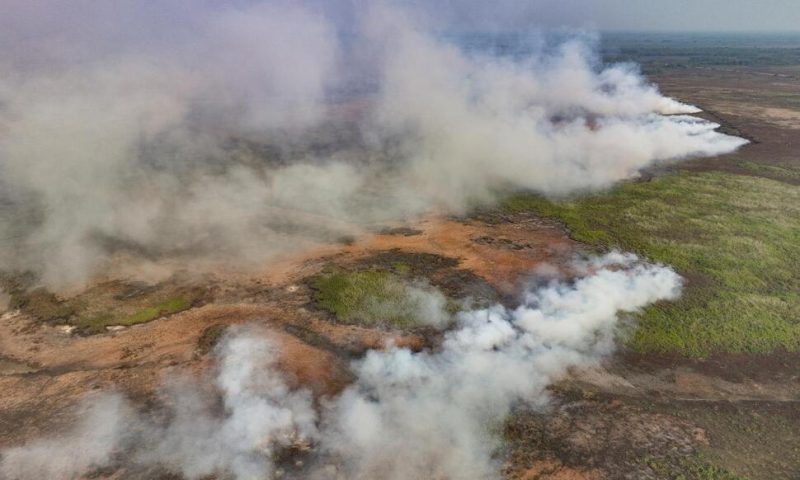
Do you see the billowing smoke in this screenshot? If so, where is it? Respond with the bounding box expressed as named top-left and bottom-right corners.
top-left (139, 331), bottom-right (319, 479)
top-left (0, 253), bottom-right (682, 479)
top-left (0, 1), bottom-right (745, 287)
top-left (319, 252), bottom-right (680, 479)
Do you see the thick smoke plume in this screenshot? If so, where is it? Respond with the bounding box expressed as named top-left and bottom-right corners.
top-left (1, 253), bottom-right (682, 479)
top-left (0, 1), bottom-right (745, 287)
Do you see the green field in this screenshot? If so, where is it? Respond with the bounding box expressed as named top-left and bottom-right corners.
top-left (502, 171), bottom-right (800, 357)
top-left (310, 269), bottom-right (451, 329)
top-left (75, 297), bottom-right (193, 334)
top-left (4, 278), bottom-right (198, 335)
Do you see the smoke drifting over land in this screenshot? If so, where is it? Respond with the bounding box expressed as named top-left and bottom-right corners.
top-left (0, 253), bottom-right (682, 480)
top-left (0, 1), bottom-right (746, 287)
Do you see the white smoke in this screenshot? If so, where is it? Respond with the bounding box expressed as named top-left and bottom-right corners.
top-left (0, 394), bottom-right (132, 480)
top-left (0, 2), bottom-right (746, 287)
top-left (353, 278), bottom-right (453, 329)
top-left (369, 18), bottom-right (745, 208)
top-left (0, 328), bottom-right (318, 480)
top-left (138, 330), bottom-right (318, 479)
top-left (318, 252), bottom-right (680, 479)
top-left (1, 253), bottom-right (682, 479)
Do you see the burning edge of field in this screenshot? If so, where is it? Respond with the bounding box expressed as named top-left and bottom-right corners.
top-left (0, 252), bottom-right (681, 480)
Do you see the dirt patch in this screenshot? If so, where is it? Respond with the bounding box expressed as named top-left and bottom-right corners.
top-left (0, 355), bottom-right (37, 376)
top-left (512, 459), bottom-right (602, 480)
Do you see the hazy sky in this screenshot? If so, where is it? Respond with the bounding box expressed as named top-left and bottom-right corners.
top-left (2, 1), bottom-right (799, 37)
top-left (425, 0), bottom-right (800, 32)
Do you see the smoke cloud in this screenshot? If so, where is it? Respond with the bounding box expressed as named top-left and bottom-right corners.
top-left (0, 1), bottom-right (745, 287)
top-left (0, 395), bottom-right (132, 480)
top-left (1, 253), bottom-right (682, 479)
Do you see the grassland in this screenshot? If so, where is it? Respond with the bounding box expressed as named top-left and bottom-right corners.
top-left (311, 271), bottom-right (415, 328)
top-left (4, 278), bottom-right (199, 335)
top-left (502, 171), bottom-right (800, 357)
top-left (74, 297), bottom-right (193, 334)
top-left (735, 161), bottom-right (800, 183)
top-left (312, 271), bottom-right (392, 323)
top-left (310, 269), bottom-right (450, 329)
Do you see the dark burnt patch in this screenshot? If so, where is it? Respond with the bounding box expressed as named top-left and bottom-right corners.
top-left (472, 235), bottom-right (533, 250)
top-left (378, 226), bottom-right (423, 237)
top-left (503, 390), bottom-right (750, 480)
top-left (283, 323), bottom-right (363, 360)
top-left (619, 350), bottom-right (800, 385)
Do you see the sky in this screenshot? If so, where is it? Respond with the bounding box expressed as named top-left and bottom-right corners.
top-left (419, 0), bottom-right (800, 32)
top-left (2, 1), bottom-right (799, 37)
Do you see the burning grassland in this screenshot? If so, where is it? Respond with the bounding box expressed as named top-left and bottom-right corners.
top-left (307, 249), bottom-right (502, 330)
top-left (0, 2), bottom-right (777, 480)
top-left (309, 269), bottom-right (454, 330)
top-left (1, 253), bottom-right (682, 480)
top-left (500, 171), bottom-right (800, 356)
top-left (0, 214), bottom-right (576, 450)
top-left (0, 2), bottom-right (746, 289)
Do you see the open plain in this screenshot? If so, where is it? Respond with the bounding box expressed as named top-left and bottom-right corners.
top-left (2, 34), bottom-right (800, 480)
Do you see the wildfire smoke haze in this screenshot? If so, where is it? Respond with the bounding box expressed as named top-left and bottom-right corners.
top-left (0, 1), bottom-right (750, 479)
top-left (0, 1), bottom-right (745, 287)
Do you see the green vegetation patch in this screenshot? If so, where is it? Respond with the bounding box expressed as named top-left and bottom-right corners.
top-left (74, 296), bottom-right (193, 334)
top-left (3, 276), bottom-right (202, 335)
top-left (310, 270), bottom-right (450, 329)
top-left (124, 297), bottom-right (192, 325)
top-left (501, 171), bottom-right (800, 357)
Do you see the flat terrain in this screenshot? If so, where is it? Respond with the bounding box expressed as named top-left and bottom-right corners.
top-left (497, 61), bottom-right (800, 479)
top-left (2, 42), bottom-right (800, 479)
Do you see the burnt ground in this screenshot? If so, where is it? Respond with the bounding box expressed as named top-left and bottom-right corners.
top-left (653, 66), bottom-right (800, 186)
top-left (1, 65), bottom-right (800, 480)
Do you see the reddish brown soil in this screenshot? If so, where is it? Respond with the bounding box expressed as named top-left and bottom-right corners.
top-left (0, 213), bottom-right (577, 451)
